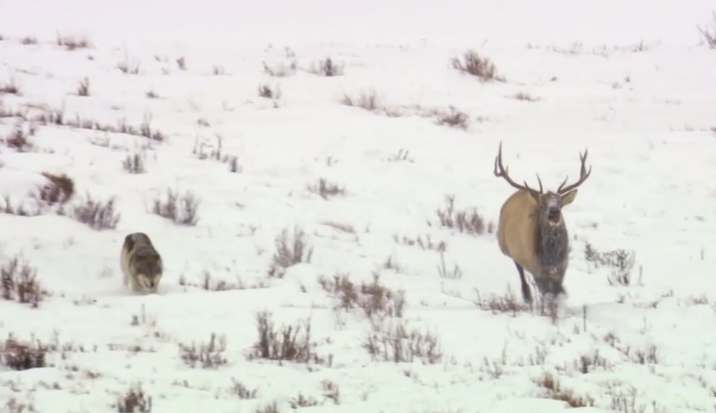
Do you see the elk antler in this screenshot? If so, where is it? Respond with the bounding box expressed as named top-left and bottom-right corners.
top-left (493, 142), bottom-right (543, 199)
top-left (557, 148), bottom-right (592, 194)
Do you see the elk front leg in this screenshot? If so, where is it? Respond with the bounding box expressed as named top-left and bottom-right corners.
top-left (513, 261), bottom-right (532, 304)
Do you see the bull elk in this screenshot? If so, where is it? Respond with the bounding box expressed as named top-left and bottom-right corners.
top-left (493, 142), bottom-right (592, 304)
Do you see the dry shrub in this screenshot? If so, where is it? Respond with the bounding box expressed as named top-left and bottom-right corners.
top-left (4, 398), bottom-right (36, 413)
top-left (115, 385), bottom-right (152, 413)
top-left (436, 252), bottom-right (462, 279)
top-left (1, 196), bottom-right (40, 216)
top-left (130, 305), bottom-right (156, 327)
top-left (451, 50), bottom-right (504, 82)
top-left (227, 156), bottom-right (240, 173)
top-left (341, 90), bottom-right (380, 111)
top-left (386, 148), bottom-right (413, 162)
top-left (123, 152), bottom-right (146, 174)
top-left (473, 286), bottom-right (531, 316)
top-left (290, 393), bottom-right (319, 408)
top-left (308, 58), bottom-right (344, 77)
top-left (263, 60), bottom-right (297, 77)
top-left (76, 77), bottom-right (90, 96)
top-left (176, 57), bottom-right (186, 70)
top-left (72, 194), bottom-right (120, 230)
top-left (1, 254), bottom-right (48, 308)
top-left (0, 103), bottom-right (26, 119)
top-left (381, 255), bottom-right (406, 273)
top-left (192, 135), bottom-right (239, 172)
top-left (535, 372), bottom-right (595, 408)
top-left (192, 134), bottom-right (226, 161)
top-left (268, 226), bottom-right (313, 277)
top-left (307, 178), bottom-right (345, 199)
top-left (258, 83), bottom-right (281, 99)
top-left (151, 188), bottom-right (200, 226)
top-left (679, 294), bottom-right (709, 306)
top-left (433, 194), bottom-right (493, 235)
top-left (0, 335), bottom-right (48, 370)
top-left (320, 380), bottom-right (340, 405)
top-left (256, 402), bottom-right (279, 413)
top-left (359, 276), bottom-right (405, 320)
top-left (36, 172), bottom-right (75, 204)
top-left (575, 351), bottom-right (612, 373)
top-left (363, 320), bottom-right (442, 364)
top-left (321, 221), bottom-right (356, 234)
top-left (513, 91), bottom-right (539, 102)
top-left (30, 106), bottom-right (65, 126)
top-left (4, 127), bottom-right (33, 151)
top-left (228, 379), bottom-right (258, 399)
top-left (0, 77), bottom-right (20, 95)
top-left (136, 114), bottom-right (166, 142)
top-left (698, 12), bottom-right (716, 48)
top-left (56, 33), bottom-right (91, 50)
top-left (40, 111), bottom-right (166, 143)
top-left (602, 382), bottom-right (658, 413)
top-left (179, 333), bottom-right (228, 369)
top-left (20, 36), bottom-right (38, 45)
top-left (250, 311), bottom-right (323, 364)
top-left (393, 234), bottom-right (446, 252)
top-left (179, 271), bottom-right (267, 292)
top-left (471, 286), bottom-right (559, 321)
top-left (117, 60), bottom-right (141, 75)
top-left (435, 107), bottom-right (469, 130)
top-left (625, 344), bottom-right (659, 365)
top-left (319, 272), bottom-right (405, 321)
top-left (584, 242), bottom-right (636, 286)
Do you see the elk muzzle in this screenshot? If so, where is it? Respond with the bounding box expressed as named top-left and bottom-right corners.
top-left (547, 207), bottom-right (561, 225)
top-left (535, 278), bottom-right (565, 298)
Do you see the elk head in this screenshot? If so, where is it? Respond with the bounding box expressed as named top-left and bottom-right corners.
top-left (493, 142), bottom-right (592, 229)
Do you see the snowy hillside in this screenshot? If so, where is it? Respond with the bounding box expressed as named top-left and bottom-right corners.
top-left (1, 0), bottom-right (716, 412)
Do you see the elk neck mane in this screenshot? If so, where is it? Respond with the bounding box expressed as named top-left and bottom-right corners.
top-left (531, 211), bottom-right (569, 269)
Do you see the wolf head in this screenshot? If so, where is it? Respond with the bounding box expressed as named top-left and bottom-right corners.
top-left (134, 254), bottom-right (163, 291)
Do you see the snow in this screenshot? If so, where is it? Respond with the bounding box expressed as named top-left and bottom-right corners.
top-left (1, 0), bottom-right (716, 411)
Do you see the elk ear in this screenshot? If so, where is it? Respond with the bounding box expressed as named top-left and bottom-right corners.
top-left (560, 189), bottom-right (578, 206)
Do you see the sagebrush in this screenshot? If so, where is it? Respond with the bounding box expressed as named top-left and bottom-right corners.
top-left (1, 255), bottom-right (47, 308)
top-left (250, 311), bottom-right (323, 364)
top-left (268, 226), bottom-right (313, 277)
top-left (152, 188), bottom-right (200, 226)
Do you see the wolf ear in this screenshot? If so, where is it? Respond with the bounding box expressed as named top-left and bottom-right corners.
top-left (124, 234), bottom-right (135, 251)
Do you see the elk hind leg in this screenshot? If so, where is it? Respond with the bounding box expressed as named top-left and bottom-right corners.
top-left (513, 261), bottom-right (532, 304)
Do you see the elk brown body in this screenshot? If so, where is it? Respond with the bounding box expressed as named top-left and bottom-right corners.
top-left (493, 142), bottom-right (592, 303)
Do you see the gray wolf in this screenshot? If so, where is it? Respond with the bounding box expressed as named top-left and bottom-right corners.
top-left (121, 232), bottom-right (163, 293)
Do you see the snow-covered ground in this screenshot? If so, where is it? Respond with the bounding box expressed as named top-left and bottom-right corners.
top-left (1, 0), bottom-right (716, 411)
